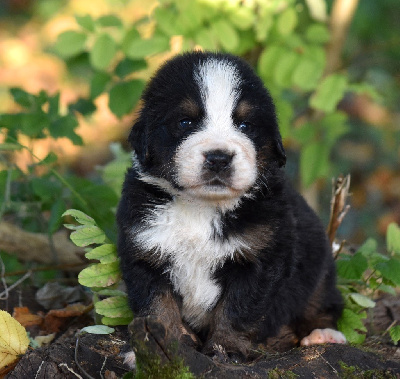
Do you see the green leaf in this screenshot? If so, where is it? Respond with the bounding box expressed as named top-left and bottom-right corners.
top-left (349, 293), bottom-right (376, 308)
top-left (90, 72), bottom-right (111, 99)
top-left (389, 325), bottom-right (400, 345)
top-left (62, 209), bottom-right (96, 226)
top-left (305, 0), bottom-right (327, 22)
top-left (115, 58), bottom-right (147, 78)
top-left (276, 7), bottom-right (298, 36)
top-left (306, 24), bottom-right (330, 44)
top-left (195, 28), bottom-right (218, 50)
top-left (100, 146), bottom-right (131, 195)
top-left (90, 33), bottom-right (117, 70)
top-left (80, 325), bottom-right (115, 334)
top-left (357, 238), bottom-right (378, 256)
top-left (10, 88), bottom-right (36, 108)
top-left (319, 112), bottom-right (349, 144)
top-left (19, 112), bottom-right (50, 137)
top-left (228, 6), bottom-right (254, 30)
top-left (292, 57), bottom-right (324, 91)
top-left (54, 31), bottom-right (87, 58)
top-left (49, 115), bottom-right (82, 145)
top-left (175, 3), bottom-right (203, 33)
top-left (387, 222), bottom-right (400, 255)
top-left (108, 80), bottom-right (145, 118)
top-left (0, 143), bottom-right (21, 151)
top-left (78, 261), bottom-right (120, 287)
top-left (85, 244), bottom-right (117, 263)
top-left (376, 258), bottom-right (400, 285)
top-left (75, 14), bottom-right (95, 32)
top-left (96, 289), bottom-right (127, 297)
top-left (292, 122), bottom-right (316, 144)
top-left (48, 198), bottom-right (65, 235)
top-left (70, 225), bottom-right (106, 247)
top-left (310, 74), bottom-right (348, 113)
top-left (122, 28), bottom-right (169, 59)
top-left (257, 45), bottom-right (286, 81)
top-left (275, 99), bottom-right (293, 140)
top-left (255, 11), bottom-right (272, 42)
top-left (96, 14), bottom-right (123, 28)
top-left (95, 296), bottom-right (133, 318)
top-left (31, 177), bottom-right (61, 202)
top-left (48, 92), bottom-right (60, 118)
top-left (37, 152), bottom-right (58, 166)
top-left (375, 283), bottom-right (396, 295)
top-left (211, 19), bottom-right (239, 51)
top-left (348, 82), bottom-right (381, 101)
top-left (48, 114), bottom-right (78, 137)
top-left (337, 309), bottom-right (367, 344)
top-left (68, 98), bottom-right (96, 115)
top-left (153, 7), bottom-right (185, 36)
top-left (101, 316), bottom-right (132, 326)
top-left (336, 252), bottom-right (368, 280)
top-left (300, 141), bottom-right (330, 188)
top-left (273, 51), bottom-right (298, 87)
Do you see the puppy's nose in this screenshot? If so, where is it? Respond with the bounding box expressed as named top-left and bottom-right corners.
top-left (204, 150), bottom-right (234, 172)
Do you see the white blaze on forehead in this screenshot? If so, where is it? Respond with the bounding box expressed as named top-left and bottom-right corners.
top-left (195, 58), bottom-right (242, 132)
top-left (173, 57), bottom-right (258, 202)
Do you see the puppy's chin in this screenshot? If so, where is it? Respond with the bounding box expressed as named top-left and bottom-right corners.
top-left (183, 184), bottom-right (246, 202)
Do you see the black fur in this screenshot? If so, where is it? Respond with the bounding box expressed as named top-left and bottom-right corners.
top-left (117, 51), bottom-right (343, 357)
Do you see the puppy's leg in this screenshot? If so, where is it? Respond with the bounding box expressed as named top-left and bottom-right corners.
top-left (149, 291), bottom-right (199, 346)
top-left (293, 266), bottom-right (346, 346)
top-left (202, 301), bottom-right (253, 360)
top-left (300, 328), bottom-right (346, 346)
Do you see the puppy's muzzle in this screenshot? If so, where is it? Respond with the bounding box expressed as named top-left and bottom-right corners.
top-left (203, 150), bottom-right (234, 173)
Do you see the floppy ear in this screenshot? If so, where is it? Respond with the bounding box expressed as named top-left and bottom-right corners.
top-left (273, 134), bottom-right (286, 167)
top-left (128, 118), bottom-right (148, 166)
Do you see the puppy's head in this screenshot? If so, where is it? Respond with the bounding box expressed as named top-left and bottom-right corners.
top-left (130, 52), bottom-right (286, 203)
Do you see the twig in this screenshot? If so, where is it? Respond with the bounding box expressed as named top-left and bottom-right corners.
top-left (75, 335), bottom-right (96, 379)
top-left (327, 175), bottom-right (351, 247)
top-left (325, 0), bottom-right (360, 74)
top-left (0, 255), bottom-right (8, 300)
top-left (3, 262), bottom-right (86, 277)
top-left (0, 270), bottom-right (32, 300)
top-left (58, 363), bottom-right (84, 379)
top-left (34, 361), bottom-right (45, 379)
top-left (99, 356), bottom-right (107, 379)
top-left (382, 320), bottom-right (398, 337)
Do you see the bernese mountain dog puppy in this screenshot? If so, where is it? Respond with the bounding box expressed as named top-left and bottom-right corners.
top-left (117, 51), bottom-right (346, 359)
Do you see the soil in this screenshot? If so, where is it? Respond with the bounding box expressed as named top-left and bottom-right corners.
top-left (2, 288), bottom-right (400, 378)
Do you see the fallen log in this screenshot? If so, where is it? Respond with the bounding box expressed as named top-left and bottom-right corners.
top-left (0, 221), bottom-right (85, 266)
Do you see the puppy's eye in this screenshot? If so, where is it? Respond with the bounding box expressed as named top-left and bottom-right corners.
top-left (238, 121), bottom-right (251, 131)
top-left (179, 118), bottom-right (193, 128)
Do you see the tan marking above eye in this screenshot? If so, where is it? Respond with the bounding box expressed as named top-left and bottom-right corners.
top-left (234, 100), bottom-right (253, 120)
top-left (180, 98), bottom-right (201, 118)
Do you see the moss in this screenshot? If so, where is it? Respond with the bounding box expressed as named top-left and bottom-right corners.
top-left (268, 367), bottom-right (298, 379)
top-left (133, 340), bottom-right (194, 379)
top-left (339, 361), bottom-right (397, 379)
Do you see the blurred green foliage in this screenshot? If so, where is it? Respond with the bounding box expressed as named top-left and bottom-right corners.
top-left (1, 0), bottom-right (399, 238)
top-left (0, 0), bottom-right (399, 341)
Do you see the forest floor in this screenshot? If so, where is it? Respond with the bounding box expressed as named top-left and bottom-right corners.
top-left (1, 285), bottom-right (400, 378)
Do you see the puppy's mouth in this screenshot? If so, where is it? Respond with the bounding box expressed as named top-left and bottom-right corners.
top-left (183, 178), bottom-right (244, 201)
top-left (205, 177), bottom-right (230, 187)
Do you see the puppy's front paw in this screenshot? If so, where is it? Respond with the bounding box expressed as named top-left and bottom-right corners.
top-left (300, 328), bottom-right (346, 346)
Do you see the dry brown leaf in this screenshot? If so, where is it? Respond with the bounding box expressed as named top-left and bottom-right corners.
top-left (13, 307), bottom-right (43, 328)
top-left (34, 333), bottom-right (56, 347)
top-left (44, 303), bottom-right (92, 333)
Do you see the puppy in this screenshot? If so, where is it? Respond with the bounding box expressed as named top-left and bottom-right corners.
top-left (117, 51), bottom-right (346, 359)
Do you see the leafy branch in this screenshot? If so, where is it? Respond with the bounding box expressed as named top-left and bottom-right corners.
top-left (63, 209), bottom-right (133, 327)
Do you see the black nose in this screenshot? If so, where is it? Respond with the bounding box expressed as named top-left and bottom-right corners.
top-left (204, 150), bottom-right (234, 172)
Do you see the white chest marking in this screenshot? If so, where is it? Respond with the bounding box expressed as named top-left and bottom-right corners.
top-left (132, 198), bottom-right (249, 328)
